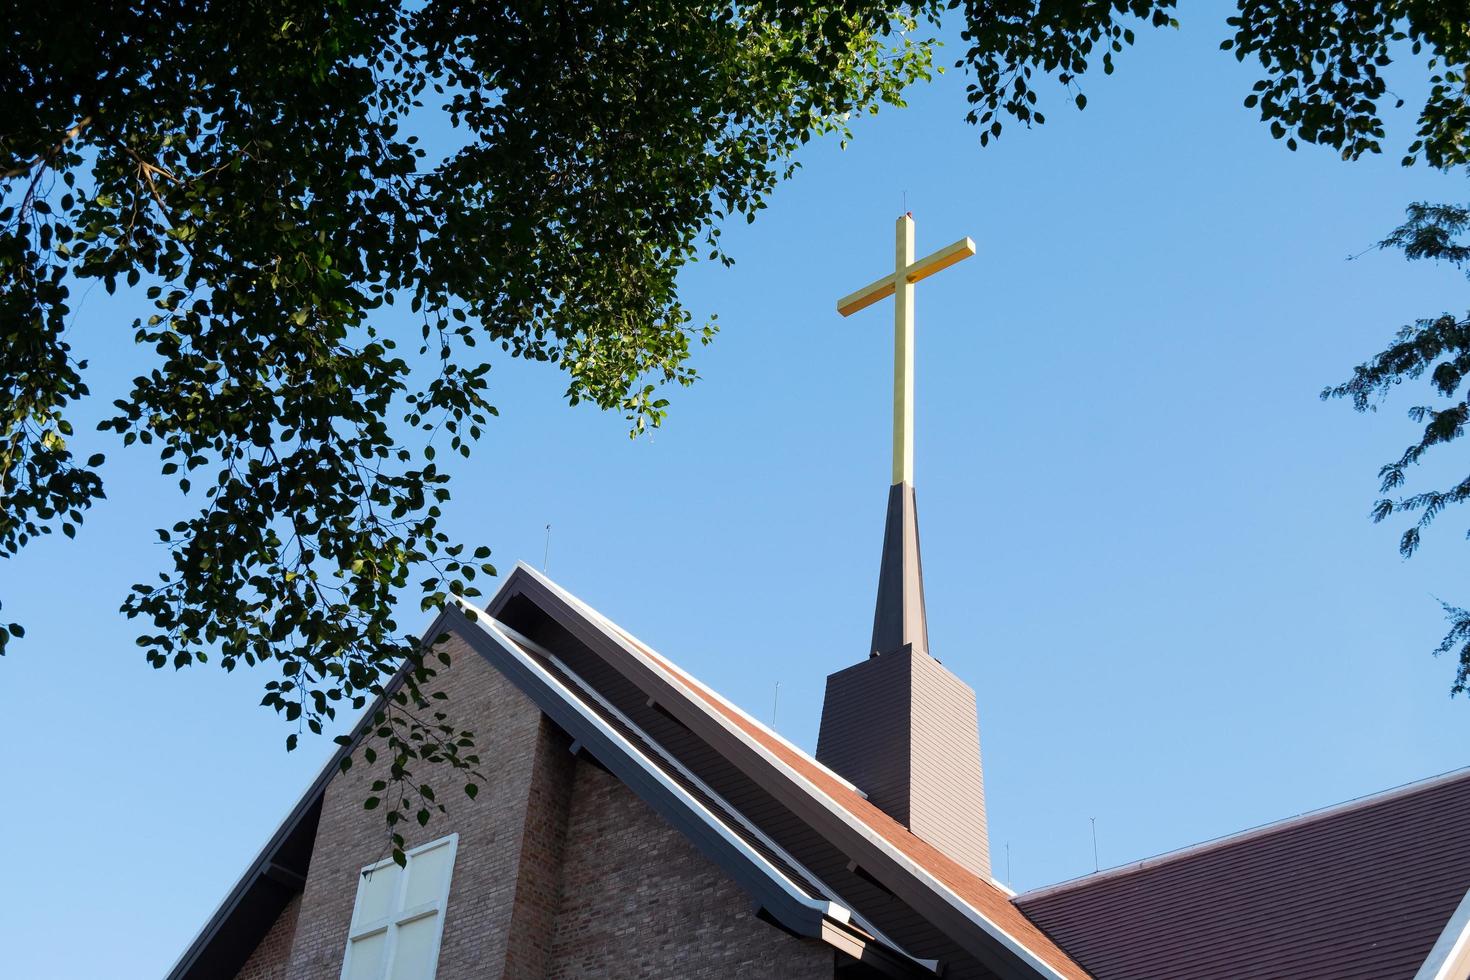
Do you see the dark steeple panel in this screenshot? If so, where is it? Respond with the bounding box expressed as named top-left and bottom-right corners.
top-left (816, 480), bottom-right (991, 880)
top-left (827, 216), bottom-right (990, 882)
top-left (870, 481), bottom-right (929, 658)
top-left (815, 648), bottom-right (990, 879)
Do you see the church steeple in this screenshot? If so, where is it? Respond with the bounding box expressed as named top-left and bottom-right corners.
top-left (835, 213), bottom-right (972, 658)
top-left (869, 481), bottom-right (928, 657)
top-left (817, 214), bottom-right (990, 879)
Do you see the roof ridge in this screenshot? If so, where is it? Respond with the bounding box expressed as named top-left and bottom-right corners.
top-left (1016, 766), bottom-right (1470, 904)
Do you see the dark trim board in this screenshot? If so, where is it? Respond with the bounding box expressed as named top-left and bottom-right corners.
top-left (167, 595), bottom-right (934, 980)
top-left (164, 759), bottom-right (322, 980)
top-left (462, 608), bottom-right (936, 975)
top-left (487, 565), bottom-right (1064, 980)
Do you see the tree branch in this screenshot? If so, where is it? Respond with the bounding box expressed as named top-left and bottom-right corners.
top-left (1, 117), bottom-right (93, 180)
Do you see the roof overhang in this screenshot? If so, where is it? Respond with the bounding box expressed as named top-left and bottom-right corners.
top-left (169, 591), bottom-right (936, 980)
top-left (457, 600), bottom-right (935, 977)
top-left (487, 563), bottom-right (1085, 980)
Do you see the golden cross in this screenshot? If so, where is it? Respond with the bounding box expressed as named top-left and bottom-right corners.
top-left (837, 214), bottom-right (975, 486)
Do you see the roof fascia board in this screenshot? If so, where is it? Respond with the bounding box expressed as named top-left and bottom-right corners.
top-left (164, 796), bottom-right (315, 980)
top-left (450, 601), bottom-right (854, 945)
top-left (489, 563), bottom-right (865, 797)
top-left (490, 565), bottom-right (1071, 980)
top-left (1415, 885), bottom-right (1470, 980)
top-left (490, 615), bottom-right (929, 970)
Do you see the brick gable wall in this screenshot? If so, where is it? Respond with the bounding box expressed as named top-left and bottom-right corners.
top-left (499, 712), bottom-right (576, 976)
top-left (545, 759), bottom-right (833, 980)
top-left (278, 633), bottom-right (557, 980)
top-left (235, 893), bottom-right (301, 980)
top-left (231, 632), bottom-right (833, 979)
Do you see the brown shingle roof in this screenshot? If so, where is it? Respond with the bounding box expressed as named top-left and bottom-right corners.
top-left (496, 565), bottom-right (1470, 980)
top-left (1015, 769), bottom-right (1470, 980)
top-left (607, 622), bottom-right (1091, 980)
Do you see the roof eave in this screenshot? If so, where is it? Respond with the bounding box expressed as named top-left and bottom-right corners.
top-left (456, 603), bottom-right (943, 969)
top-left (489, 563), bottom-right (1085, 980)
top-left (165, 604), bottom-right (463, 980)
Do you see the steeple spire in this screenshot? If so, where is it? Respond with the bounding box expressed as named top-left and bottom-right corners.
top-left (819, 214), bottom-right (990, 879)
top-left (836, 213), bottom-right (974, 657)
top-left (870, 482), bottom-right (928, 657)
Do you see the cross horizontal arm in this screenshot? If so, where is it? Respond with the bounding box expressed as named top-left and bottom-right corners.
top-left (907, 237), bottom-right (976, 286)
top-left (837, 274), bottom-right (896, 318)
top-left (835, 236), bottom-right (976, 318)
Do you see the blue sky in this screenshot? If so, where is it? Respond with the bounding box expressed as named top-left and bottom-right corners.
top-left (5, 13), bottom-right (1469, 979)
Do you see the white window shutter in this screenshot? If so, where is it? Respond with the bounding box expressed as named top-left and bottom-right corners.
top-left (340, 834), bottom-right (458, 980)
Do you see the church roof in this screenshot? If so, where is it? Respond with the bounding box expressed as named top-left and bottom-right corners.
top-left (171, 564), bottom-right (1084, 980)
top-left (600, 625), bottom-right (1076, 973)
top-left (486, 563), bottom-right (1090, 980)
top-left (462, 600), bottom-right (939, 977)
top-left (170, 562), bottom-right (1470, 980)
top-left (1015, 768), bottom-right (1470, 980)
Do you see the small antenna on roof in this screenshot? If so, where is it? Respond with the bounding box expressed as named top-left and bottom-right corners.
top-left (771, 681), bottom-right (780, 728)
top-left (543, 524), bottom-right (552, 573)
top-left (1090, 817), bottom-right (1099, 872)
top-left (1005, 842), bottom-right (1012, 888)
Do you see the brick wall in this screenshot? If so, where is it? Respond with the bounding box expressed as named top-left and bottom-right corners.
top-left (236, 893), bottom-right (301, 980)
top-left (500, 715), bottom-right (575, 977)
top-left (544, 759), bottom-right (833, 980)
top-left (233, 628), bottom-right (832, 980)
top-left (280, 632), bottom-right (561, 980)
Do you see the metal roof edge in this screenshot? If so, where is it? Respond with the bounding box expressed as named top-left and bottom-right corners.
top-left (502, 562), bottom-right (868, 797)
top-left (1414, 884), bottom-right (1470, 980)
top-left (1017, 766), bottom-right (1470, 904)
top-left (488, 614), bottom-right (929, 970)
top-left (500, 564), bottom-right (1079, 980)
top-left (162, 774), bottom-right (324, 980)
top-left (451, 598), bottom-right (870, 950)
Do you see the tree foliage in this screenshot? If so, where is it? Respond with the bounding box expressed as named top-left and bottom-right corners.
top-left (1325, 204), bottom-right (1470, 692)
top-left (2, 0), bottom-right (945, 861)
top-left (1223, 0), bottom-right (1470, 167)
top-left (6, 0), bottom-right (1470, 856)
top-left (1285, 1), bottom-right (1470, 696)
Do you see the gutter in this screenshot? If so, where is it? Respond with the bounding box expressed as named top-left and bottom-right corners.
top-left (454, 600), bottom-right (935, 977)
top-left (498, 563), bottom-right (1083, 980)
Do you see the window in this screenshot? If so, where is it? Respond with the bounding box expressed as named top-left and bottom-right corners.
top-left (340, 834), bottom-right (459, 980)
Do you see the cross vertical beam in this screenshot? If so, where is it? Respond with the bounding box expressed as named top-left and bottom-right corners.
top-left (837, 214), bottom-right (975, 490)
top-left (894, 214), bottom-right (916, 486)
top-left (836, 213), bottom-right (975, 658)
